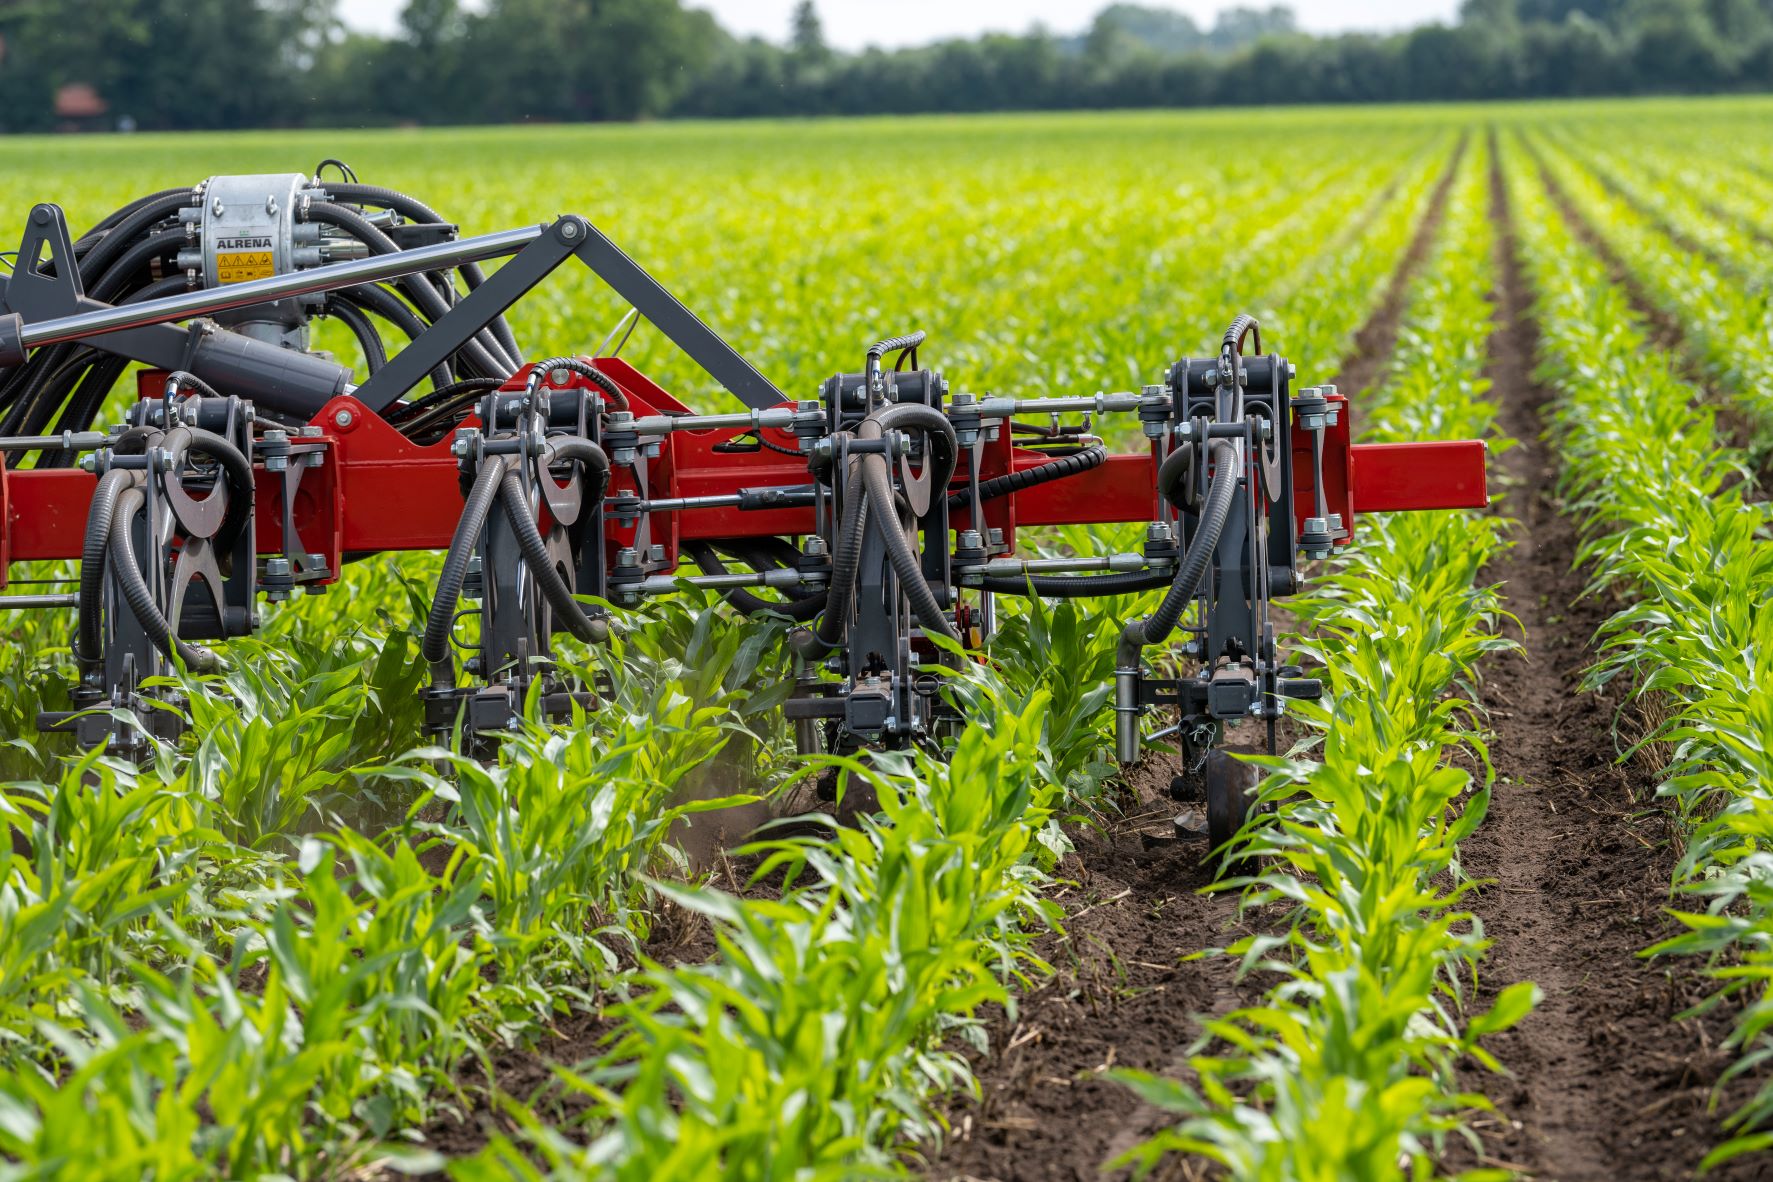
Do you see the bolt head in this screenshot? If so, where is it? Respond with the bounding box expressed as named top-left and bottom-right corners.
top-left (333, 409), bottom-right (353, 428)
top-left (803, 536), bottom-right (829, 557)
top-left (561, 221), bottom-right (581, 240)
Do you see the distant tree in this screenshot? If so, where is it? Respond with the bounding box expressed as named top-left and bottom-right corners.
top-left (1088, 4), bottom-right (1205, 53)
top-left (1207, 6), bottom-right (1299, 50)
top-left (790, 1), bottom-right (828, 60)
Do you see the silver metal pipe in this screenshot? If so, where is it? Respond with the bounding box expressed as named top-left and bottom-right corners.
top-left (628, 408), bottom-right (800, 437)
top-left (636, 568), bottom-right (819, 595)
top-left (967, 392), bottom-right (1146, 420)
top-left (627, 493), bottom-right (743, 513)
top-left (1115, 633), bottom-right (1143, 764)
top-left (19, 223), bottom-right (548, 350)
top-left (0, 594), bottom-right (77, 609)
top-left (960, 552), bottom-right (1152, 577)
top-left (0, 431), bottom-right (108, 452)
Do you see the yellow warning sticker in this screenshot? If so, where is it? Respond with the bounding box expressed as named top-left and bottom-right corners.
top-left (215, 251), bottom-right (274, 284)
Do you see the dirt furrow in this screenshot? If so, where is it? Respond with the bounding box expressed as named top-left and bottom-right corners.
top-left (923, 136), bottom-right (1468, 1182)
top-left (1440, 136), bottom-right (1759, 1182)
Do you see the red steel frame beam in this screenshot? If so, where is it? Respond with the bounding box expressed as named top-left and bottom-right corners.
top-left (0, 360), bottom-right (1487, 588)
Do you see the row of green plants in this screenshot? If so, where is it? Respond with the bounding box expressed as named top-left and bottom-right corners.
top-left (1116, 141), bottom-right (1539, 1181)
top-left (0, 593), bottom-right (791, 1179)
top-left (1523, 129), bottom-right (1773, 444)
top-left (1503, 132), bottom-right (1773, 1171)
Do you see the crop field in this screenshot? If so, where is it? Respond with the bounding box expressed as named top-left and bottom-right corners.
top-left (0, 95), bottom-right (1771, 1181)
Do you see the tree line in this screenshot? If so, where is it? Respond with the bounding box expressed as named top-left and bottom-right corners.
top-left (0, 0), bottom-right (1769, 133)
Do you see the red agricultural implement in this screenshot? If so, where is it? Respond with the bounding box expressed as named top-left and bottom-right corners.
top-left (0, 171), bottom-right (1487, 847)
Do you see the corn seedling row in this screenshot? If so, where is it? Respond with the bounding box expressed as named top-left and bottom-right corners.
top-left (1501, 131), bottom-right (1773, 1171)
top-left (1114, 141), bottom-right (1539, 1182)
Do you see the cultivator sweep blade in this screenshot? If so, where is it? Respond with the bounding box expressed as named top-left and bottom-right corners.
top-left (0, 172), bottom-right (1488, 823)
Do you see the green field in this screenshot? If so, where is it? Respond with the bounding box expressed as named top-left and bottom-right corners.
top-left (1, 97), bottom-right (1772, 1181)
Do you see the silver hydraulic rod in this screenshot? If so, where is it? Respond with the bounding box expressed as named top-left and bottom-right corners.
top-left (0, 431), bottom-right (108, 452)
top-left (958, 552), bottom-right (1157, 577)
top-left (963, 392), bottom-right (1148, 419)
top-left (0, 594), bottom-right (77, 609)
top-left (16, 224), bottom-right (548, 350)
top-left (636, 568), bottom-right (823, 595)
top-left (626, 407), bottom-right (803, 436)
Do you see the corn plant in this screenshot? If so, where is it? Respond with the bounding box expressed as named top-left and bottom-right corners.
top-left (1504, 133), bottom-right (1773, 1169)
top-left (1115, 142), bottom-right (1538, 1181)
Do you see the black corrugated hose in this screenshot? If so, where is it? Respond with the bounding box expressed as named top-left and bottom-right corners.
top-left (497, 466), bottom-right (609, 645)
top-left (946, 443), bottom-right (1107, 514)
top-left (423, 457), bottom-right (507, 682)
top-left (106, 485), bottom-right (221, 673)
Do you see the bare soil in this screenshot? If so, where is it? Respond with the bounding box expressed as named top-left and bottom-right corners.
top-left (922, 138), bottom-right (1468, 1182)
top-left (1433, 141), bottom-right (1764, 1182)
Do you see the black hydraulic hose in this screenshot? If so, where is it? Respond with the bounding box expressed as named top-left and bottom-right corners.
top-left (323, 181), bottom-right (523, 366)
top-left (107, 486), bottom-right (221, 673)
top-left (1132, 439), bottom-right (1239, 648)
top-left (178, 427), bottom-right (256, 557)
top-left (88, 228), bottom-right (188, 304)
top-left (527, 356), bottom-right (629, 412)
top-left (325, 296), bottom-right (386, 375)
top-left (1223, 314), bottom-right (1261, 358)
top-left (38, 277), bottom-right (192, 457)
top-left (946, 443), bottom-right (1107, 513)
top-left (76, 191), bottom-right (188, 286)
top-left (866, 331), bottom-right (926, 362)
top-left (978, 569), bottom-right (1173, 598)
top-left (544, 436), bottom-right (613, 507)
top-left (423, 456), bottom-right (506, 682)
top-left (39, 355), bottom-right (129, 467)
top-left (391, 378), bottom-right (505, 442)
top-left (338, 286), bottom-right (453, 389)
top-left (389, 377), bottom-right (502, 423)
top-left (304, 202), bottom-right (512, 378)
top-left (1, 344), bottom-right (92, 444)
top-left (799, 460), bottom-right (868, 654)
top-left (1157, 442), bottom-right (1197, 513)
top-left (857, 405), bottom-right (959, 644)
top-left (74, 468), bottom-right (132, 669)
top-left (74, 188), bottom-right (189, 252)
top-left (683, 540), bottom-right (825, 622)
top-left (497, 468), bottom-right (606, 645)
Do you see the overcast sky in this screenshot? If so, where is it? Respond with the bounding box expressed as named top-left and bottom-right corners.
top-left (339, 0), bottom-right (1462, 46)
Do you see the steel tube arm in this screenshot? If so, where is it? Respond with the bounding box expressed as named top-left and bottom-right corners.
top-left (13, 224), bottom-right (547, 350)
